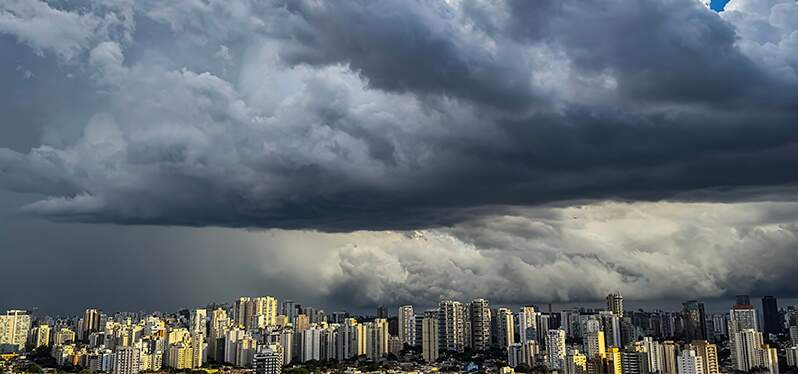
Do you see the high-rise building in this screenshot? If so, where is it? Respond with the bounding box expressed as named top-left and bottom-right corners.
top-left (518, 306), bottom-right (537, 345)
top-left (536, 313), bottom-right (550, 346)
top-left (662, 340), bottom-right (679, 374)
top-left (786, 346), bottom-right (798, 369)
top-left (462, 303), bottom-right (472, 350)
top-left (605, 346), bottom-right (623, 374)
top-left (294, 314), bottom-right (310, 332)
top-left (53, 327), bottom-right (76, 345)
top-left (565, 348), bottom-right (588, 374)
top-left (757, 344), bottom-right (779, 374)
top-left (208, 308), bottom-right (230, 362)
top-left (621, 350), bottom-right (650, 374)
top-left (190, 332), bottom-right (205, 368)
top-left (682, 301), bottom-right (706, 341)
top-left (642, 337), bottom-right (663, 374)
top-left (438, 300), bottom-right (465, 352)
top-left (599, 311), bottom-right (622, 349)
top-left (422, 312), bottom-right (439, 363)
top-left (253, 344), bottom-right (282, 374)
top-left (365, 318), bottom-right (389, 360)
top-left (508, 343), bottom-right (525, 368)
top-left (729, 303), bottom-right (758, 368)
top-left (138, 337), bottom-right (163, 372)
top-left (113, 346), bottom-right (140, 374)
top-left (300, 327), bottom-right (322, 362)
top-left (761, 296), bottom-right (781, 338)
top-left (280, 330), bottom-right (293, 365)
top-left (0, 310), bottom-right (32, 352)
top-left (688, 340), bottom-right (719, 374)
top-left (730, 330), bottom-right (779, 374)
top-left (733, 329), bottom-right (763, 372)
top-left (607, 293), bottom-right (624, 317)
top-left (190, 309), bottom-right (207, 336)
top-left (29, 324), bottom-right (51, 348)
top-left (282, 300), bottom-right (296, 325)
top-left (519, 306), bottom-right (538, 364)
top-left (235, 297), bottom-right (278, 330)
top-left (335, 319), bottom-right (356, 360)
top-left (319, 325), bottom-right (336, 361)
top-left (497, 308), bottom-right (515, 348)
top-left (254, 297), bottom-right (279, 328)
top-left (376, 306), bottom-right (388, 319)
top-left (547, 329), bottom-right (566, 370)
top-left (82, 309), bottom-right (102, 342)
top-left (710, 314), bottom-right (727, 340)
top-left (168, 343), bottom-right (194, 369)
top-left (398, 305), bottom-right (415, 347)
top-left (470, 299), bottom-right (491, 351)
top-left (676, 349), bottom-right (704, 374)
top-left (585, 330), bottom-right (606, 358)
top-left (235, 297), bottom-right (251, 328)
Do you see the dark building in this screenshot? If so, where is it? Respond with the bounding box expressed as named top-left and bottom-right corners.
top-left (761, 296), bottom-right (781, 337)
top-left (376, 305), bottom-right (388, 319)
top-left (388, 316), bottom-right (399, 336)
top-left (621, 351), bottom-right (650, 374)
top-left (549, 312), bottom-right (562, 330)
top-left (682, 300), bottom-right (707, 341)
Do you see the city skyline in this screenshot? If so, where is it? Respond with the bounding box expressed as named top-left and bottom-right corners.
top-left (6, 294), bottom-right (798, 322)
top-left (2, 0), bottom-right (798, 324)
top-left (2, 292), bottom-right (797, 373)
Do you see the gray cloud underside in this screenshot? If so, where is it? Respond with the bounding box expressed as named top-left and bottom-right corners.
top-left (1, 0), bottom-right (798, 231)
top-left (4, 200), bottom-right (796, 312)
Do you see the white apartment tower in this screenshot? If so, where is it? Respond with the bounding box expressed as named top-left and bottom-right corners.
top-left (547, 329), bottom-right (567, 370)
top-left (398, 305), bottom-right (415, 347)
top-left (113, 346), bottom-right (141, 374)
top-left (497, 308), bottom-right (515, 348)
top-left (677, 349), bottom-right (705, 374)
top-left (519, 306), bottom-right (538, 346)
top-left (438, 300), bottom-right (465, 352)
top-left (0, 310), bottom-right (31, 352)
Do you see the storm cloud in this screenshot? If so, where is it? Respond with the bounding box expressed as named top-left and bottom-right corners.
top-left (1, 0), bottom-right (797, 230)
top-left (1, 0), bottom-right (798, 311)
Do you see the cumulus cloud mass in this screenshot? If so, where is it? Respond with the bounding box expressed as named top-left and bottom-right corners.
top-left (1, 0), bottom-right (797, 310)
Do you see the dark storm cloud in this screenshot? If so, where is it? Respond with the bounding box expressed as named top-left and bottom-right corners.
top-left (499, 0), bottom-right (766, 105)
top-left (1, 0), bottom-right (798, 232)
top-left (277, 0), bottom-right (540, 109)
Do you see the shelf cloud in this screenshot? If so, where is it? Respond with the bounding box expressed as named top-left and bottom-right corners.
top-left (1, 0), bottom-right (798, 311)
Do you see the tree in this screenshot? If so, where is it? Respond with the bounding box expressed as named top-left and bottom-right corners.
top-left (14, 363), bottom-right (42, 373)
top-left (284, 368), bottom-right (311, 374)
top-left (515, 363), bottom-right (532, 373)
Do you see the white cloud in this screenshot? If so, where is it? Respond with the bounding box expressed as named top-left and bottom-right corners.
top-left (259, 201), bottom-right (798, 306)
top-left (722, 0), bottom-right (798, 81)
top-left (0, 0), bottom-right (99, 60)
top-left (0, 0), bottom-right (134, 61)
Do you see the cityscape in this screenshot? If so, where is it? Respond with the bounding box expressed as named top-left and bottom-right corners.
top-left (3, 0), bottom-right (798, 373)
top-left (2, 294), bottom-right (798, 373)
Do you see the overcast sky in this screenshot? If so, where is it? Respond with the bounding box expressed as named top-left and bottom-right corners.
top-left (1, 0), bottom-right (798, 316)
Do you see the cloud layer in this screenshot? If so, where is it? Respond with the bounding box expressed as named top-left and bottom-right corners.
top-left (313, 201), bottom-right (798, 307)
top-left (1, 0), bottom-right (797, 230)
top-left (3, 198), bottom-right (796, 312)
top-left (1, 0), bottom-right (798, 310)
